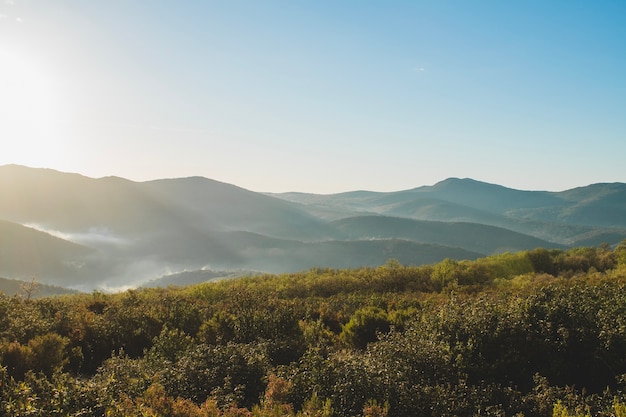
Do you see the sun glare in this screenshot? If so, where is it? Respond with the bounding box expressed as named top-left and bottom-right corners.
top-left (0, 45), bottom-right (69, 167)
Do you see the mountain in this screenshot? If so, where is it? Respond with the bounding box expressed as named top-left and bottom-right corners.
top-left (274, 178), bottom-right (626, 246)
top-left (0, 165), bottom-right (335, 289)
top-left (1, 165), bottom-right (624, 290)
top-left (0, 164), bottom-right (329, 240)
top-left (411, 177), bottom-right (563, 212)
top-left (140, 176), bottom-right (334, 240)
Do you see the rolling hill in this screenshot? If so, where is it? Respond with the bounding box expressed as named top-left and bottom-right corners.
top-left (274, 178), bottom-right (626, 246)
top-left (330, 215), bottom-right (563, 254)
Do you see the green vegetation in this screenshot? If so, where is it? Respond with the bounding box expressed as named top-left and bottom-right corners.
top-left (2, 243), bottom-right (626, 416)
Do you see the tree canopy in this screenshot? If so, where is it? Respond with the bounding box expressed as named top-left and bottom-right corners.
top-left (2, 243), bottom-right (626, 416)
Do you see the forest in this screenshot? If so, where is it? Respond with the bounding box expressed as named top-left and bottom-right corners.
top-left (2, 243), bottom-right (626, 416)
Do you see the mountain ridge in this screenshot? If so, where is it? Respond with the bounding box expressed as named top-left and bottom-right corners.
top-left (1, 165), bottom-right (624, 290)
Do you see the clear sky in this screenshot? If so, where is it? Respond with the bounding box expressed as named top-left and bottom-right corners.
top-left (1, 1), bottom-right (625, 193)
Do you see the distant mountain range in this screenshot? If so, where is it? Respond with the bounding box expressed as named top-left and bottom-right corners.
top-left (1, 164), bottom-right (625, 291)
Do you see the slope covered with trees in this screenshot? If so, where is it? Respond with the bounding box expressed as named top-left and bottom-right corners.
top-left (2, 243), bottom-right (626, 416)
top-left (0, 219), bottom-right (93, 284)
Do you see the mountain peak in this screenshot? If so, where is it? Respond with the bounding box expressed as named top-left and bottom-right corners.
top-left (408, 177), bottom-right (505, 193)
top-left (435, 177), bottom-right (487, 187)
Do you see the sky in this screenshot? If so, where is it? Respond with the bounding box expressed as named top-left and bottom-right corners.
top-left (1, 1), bottom-right (625, 194)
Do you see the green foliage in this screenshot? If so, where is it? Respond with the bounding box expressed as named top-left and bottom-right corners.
top-left (477, 251), bottom-right (535, 280)
top-left (362, 399), bottom-right (389, 417)
top-left (1, 342), bottom-right (34, 380)
top-left (527, 247), bottom-right (560, 275)
top-left (298, 392), bottom-right (333, 417)
top-left (2, 245), bottom-right (626, 416)
top-left (340, 307), bottom-right (390, 349)
top-left (553, 400), bottom-right (590, 417)
top-left (27, 332), bottom-right (69, 376)
top-left (616, 240), bottom-right (626, 268)
top-left (615, 400), bottom-right (626, 417)
top-left (148, 326), bottom-right (194, 364)
top-left (162, 342), bottom-right (269, 408)
top-left (431, 258), bottom-right (459, 290)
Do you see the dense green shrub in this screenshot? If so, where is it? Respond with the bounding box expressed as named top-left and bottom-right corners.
top-left (1, 244), bottom-right (626, 416)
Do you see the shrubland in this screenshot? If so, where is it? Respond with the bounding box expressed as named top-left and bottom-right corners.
top-left (1, 242), bottom-right (626, 416)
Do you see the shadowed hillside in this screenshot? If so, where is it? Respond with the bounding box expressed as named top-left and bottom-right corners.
top-left (221, 231), bottom-right (483, 272)
top-left (0, 219), bottom-right (92, 284)
top-left (0, 276), bottom-right (78, 297)
top-left (331, 215), bottom-right (562, 254)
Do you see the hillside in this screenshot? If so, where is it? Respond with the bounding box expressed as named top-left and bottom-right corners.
top-left (0, 219), bottom-right (92, 284)
top-left (141, 269), bottom-right (256, 288)
top-left (331, 215), bottom-right (562, 254)
top-left (220, 231), bottom-right (483, 272)
top-left (0, 276), bottom-right (78, 297)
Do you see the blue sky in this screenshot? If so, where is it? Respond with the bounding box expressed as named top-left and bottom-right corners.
top-left (1, 1), bottom-right (625, 193)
